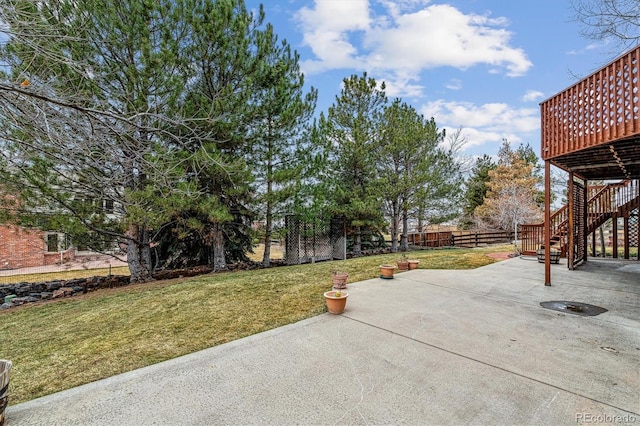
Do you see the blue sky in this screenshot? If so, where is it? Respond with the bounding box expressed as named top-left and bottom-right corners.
top-left (246, 0), bottom-right (625, 160)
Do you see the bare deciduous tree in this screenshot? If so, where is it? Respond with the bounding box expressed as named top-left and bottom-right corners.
top-left (475, 146), bottom-right (543, 253)
top-left (572, 0), bottom-right (640, 50)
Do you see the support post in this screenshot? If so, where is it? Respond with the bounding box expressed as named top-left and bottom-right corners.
top-left (544, 160), bottom-right (551, 286)
top-left (612, 217), bottom-right (618, 258)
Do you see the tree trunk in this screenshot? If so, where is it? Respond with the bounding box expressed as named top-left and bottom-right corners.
top-left (126, 223), bottom-right (153, 283)
top-left (513, 218), bottom-right (519, 253)
top-left (400, 204), bottom-right (409, 252)
top-left (262, 193), bottom-right (272, 267)
top-left (353, 225), bottom-right (362, 256)
top-left (262, 216), bottom-right (272, 268)
top-left (211, 222), bottom-right (228, 271)
top-left (141, 226), bottom-right (153, 272)
top-left (391, 200), bottom-right (399, 252)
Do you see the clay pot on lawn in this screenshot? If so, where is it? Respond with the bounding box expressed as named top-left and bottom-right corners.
top-left (331, 271), bottom-right (348, 289)
top-left (408, 260), bottom-right (419, 270)
top-left (397, 259), bottom-right (409, 271)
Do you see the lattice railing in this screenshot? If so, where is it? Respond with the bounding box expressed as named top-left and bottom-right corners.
top-left (541, 46), bottom-right (640, 160)
top-left (571, 180), bottom-right (586, 268)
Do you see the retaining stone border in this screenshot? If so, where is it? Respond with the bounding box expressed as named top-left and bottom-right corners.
top-left (0, 265), bottom-right (214, 310)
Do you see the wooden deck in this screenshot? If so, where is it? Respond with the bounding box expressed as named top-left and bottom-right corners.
top-left (538, 45), bottom-right (640, 284)
top-left (540, 45), bottom-right (640, 180)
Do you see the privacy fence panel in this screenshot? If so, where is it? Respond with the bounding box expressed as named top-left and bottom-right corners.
top-left (406, 230), bottom-right (512, 248)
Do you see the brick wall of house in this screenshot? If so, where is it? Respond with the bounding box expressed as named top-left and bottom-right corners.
top-left (43, 247), bottom-right (76, 266)
top-left (0, 225), bottom-right (46, 270)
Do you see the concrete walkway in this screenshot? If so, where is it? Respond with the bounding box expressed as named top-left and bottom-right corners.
top-left (5, 257), bottom-right (640, 425)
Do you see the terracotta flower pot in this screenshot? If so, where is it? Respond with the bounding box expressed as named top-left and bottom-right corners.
top-left (324, 291), bottom-right (349, 314)
top-left (397, 260), bottom-right (409, 271)
top-left (408, 260), bottom-right (419, 270)
top-left (331, 272), bottom-right (348, 289)
top-left (380, 264), bottom-right (395, 279)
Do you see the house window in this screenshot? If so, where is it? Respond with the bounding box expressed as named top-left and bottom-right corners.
top-left (104, 199), bottom-right (114, 213)
top-left (46, 233), bottom-right (59, 252)
top-left (46, 233), bottom-right (70, 252)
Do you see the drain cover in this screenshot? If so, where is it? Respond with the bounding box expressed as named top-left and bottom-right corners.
top-left (540, 301), bottom-right (608, 316)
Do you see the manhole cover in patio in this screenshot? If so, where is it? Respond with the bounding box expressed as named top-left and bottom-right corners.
top-left (540, 301), bottom-right (608, 316)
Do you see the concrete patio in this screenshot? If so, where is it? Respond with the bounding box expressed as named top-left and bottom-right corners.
top-left (5, 256), bottom-right (639, 425)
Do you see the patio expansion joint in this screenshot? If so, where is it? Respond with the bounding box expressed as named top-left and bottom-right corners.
top-left (339, 314), bottom-right (640, 417)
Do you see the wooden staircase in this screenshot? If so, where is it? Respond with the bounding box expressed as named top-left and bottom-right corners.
top-left (521, 180), bottom-right (640, 256)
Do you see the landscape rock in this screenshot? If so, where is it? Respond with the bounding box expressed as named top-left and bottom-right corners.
top-left (52, 287), bottom-right (74, 298)
top-left (0, 264), bottom-right (240, 310)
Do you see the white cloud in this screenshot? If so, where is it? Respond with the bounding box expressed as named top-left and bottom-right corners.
top-left (421, 100), bottom-right (539, 151)
top-left (295, 0), bottom-right (532, 91)
top-left (295, 0), bottom-right (371, 73)
top-left (523, 90), bottom-right (544, 102)
top-left (377, 70), bottom-right (424, 98)
top-left (445, 79), bottom-right (462, 90)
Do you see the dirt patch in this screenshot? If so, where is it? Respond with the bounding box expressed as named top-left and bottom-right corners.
top-left (486, 252), bottom-right (516, 261)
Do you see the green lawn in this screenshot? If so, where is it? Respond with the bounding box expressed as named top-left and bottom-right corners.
top-left (0, 245), bottom-right (512, 405)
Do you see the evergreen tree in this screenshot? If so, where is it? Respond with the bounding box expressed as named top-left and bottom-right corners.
top-left (460, 155), bottom-right (497, 229)
top-left (0, 0), bottom-right (296, 277)
top-left (173, 0), bottom-right (265, 271)
top-left (379, 100), bottom-right (458, 251)
top-left (317, 72), bottom-right (387, 255)
top-left (0, 0), bottom-right (196, 281)
top-left (248, 23), bottom-right (317, 267)
top-left (410, 124), bottom-right (464, 246)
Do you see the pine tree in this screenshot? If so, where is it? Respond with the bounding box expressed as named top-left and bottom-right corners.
top-left (0, 0), bottom-right (196, 281)
top-left (174, 0), bottom-right (265, 271)
top-left (379, 100), bottom-right (458, 251)
top-left (460, 155), bottom-right (497, 229)
top-left (317, 72), bottom-right (387, 255)
top-left (248, 23), bottom-right (317, 267)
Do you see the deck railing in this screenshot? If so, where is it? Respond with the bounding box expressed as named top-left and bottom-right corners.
top-left (540, 46), bottom-right (640, 160)
top-left (521, 204), bottom-right (568, 255)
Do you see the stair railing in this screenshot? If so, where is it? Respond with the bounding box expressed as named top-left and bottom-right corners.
top-left (521, 179), bottom-right (639, 255)
top-left (587, 180), bottom-right (639, 233)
